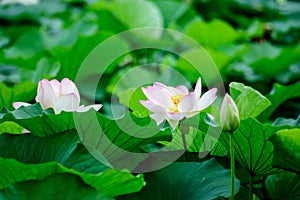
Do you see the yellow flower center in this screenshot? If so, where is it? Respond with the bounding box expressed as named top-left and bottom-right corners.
top-left (170, 94), bottom-right (184, 112)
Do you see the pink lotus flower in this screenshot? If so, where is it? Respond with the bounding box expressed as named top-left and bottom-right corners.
top-left (13, 78), bottom-right (102, 114)
top-left (140, 78), bottom-right (217, 130)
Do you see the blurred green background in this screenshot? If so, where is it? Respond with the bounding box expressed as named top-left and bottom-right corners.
top-left (0, 0), bottom-right (299, 119)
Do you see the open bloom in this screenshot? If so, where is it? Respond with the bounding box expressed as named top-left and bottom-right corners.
top-left (140, 78), bottom-right (217, 130)
top-left (220, 93), bottom-right (240, 132)
top-left (13, 78), bottom-right (102, 114)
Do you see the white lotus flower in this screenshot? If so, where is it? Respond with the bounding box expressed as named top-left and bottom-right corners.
top-left (13, 78), bottom-right (102, 114)
top-left (220, 93), bottom-right (240, 132)
top-left (140, 78), bottom-right (217, 130)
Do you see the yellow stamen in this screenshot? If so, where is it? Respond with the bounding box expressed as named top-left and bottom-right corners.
top-left (171, 94), bottom-right (184, 109)
top-left (171, 96), bottom-right (180, 106)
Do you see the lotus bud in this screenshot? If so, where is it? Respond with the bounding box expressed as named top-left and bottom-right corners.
top-left (220, 93), bottom-right (240, 132)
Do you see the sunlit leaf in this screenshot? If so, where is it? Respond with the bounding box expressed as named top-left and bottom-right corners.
top-left (269, 128), bottom-right (300, 173)
top-left (153, 1), bottom-right (189, 25)
top-left (0, 121), bottom-right (23, 134)
top-left (118, 88), bottom-right (149, 118)
top-left (230, 82), bottom-right (271, 120)
top-left (110, 0), bottom-right (163, 39)
top-left (183, 18), bottom-right (242, 47)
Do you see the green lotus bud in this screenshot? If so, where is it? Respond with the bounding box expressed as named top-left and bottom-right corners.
top-left (220, 93), bottom-right (240, 132)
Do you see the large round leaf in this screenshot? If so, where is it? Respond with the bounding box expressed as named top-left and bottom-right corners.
top-left (219, 118), bottom-right (282, 176)
top-left (0, 174), bottom-right (112, 200)
top-left (0, 158), bottom-right (144, 198)
top-left (259, 82), bottom-right (300, 121)
top-left (269, 128), bottom-right (300, 173)
top-left (0, 107), bottom-right (172, 171)
top-left (0, 81), bottom-right (36, 110)
top-left (74, 110), bottom-right (172, 171)
top-left (265, 172), bottom-right (300, 200)
top-left (229, 82), bottom-right (271, 120)
top-left (110, 0), bottom-right (163, 39)
top-left (0, 104), bottom-right (74, 136)
top-left (0, 130), bottom-right (108, 173)
top-left (118, 159), bottom-right (240, 200)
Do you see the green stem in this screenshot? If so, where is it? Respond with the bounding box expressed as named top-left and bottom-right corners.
top-left (249, 175), bottom-right (254, 200)
top-left (229, 132), bottom-right (235, 200)
top-left (181, 131), bottom-right (188, 162)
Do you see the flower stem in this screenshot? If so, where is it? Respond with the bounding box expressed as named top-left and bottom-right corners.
top-left (229, 132), bottom-right (235, 200)
top-left (177, 128), bottom-right (188, 162)
top-left (178, 125), bottom-right (189, 162)
top-left (249, 175), bottom-right (254, 200)
top-left (181, 131), bottom-right (188, 162)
